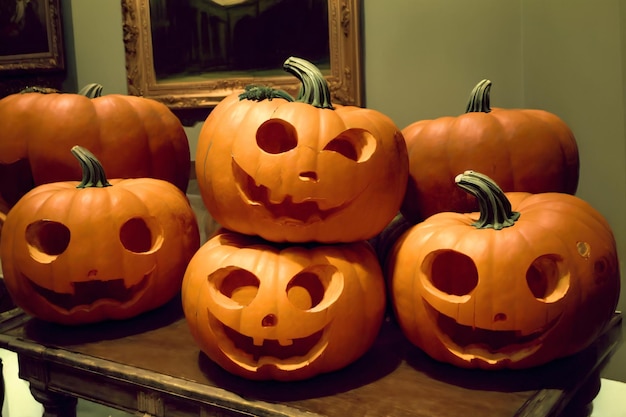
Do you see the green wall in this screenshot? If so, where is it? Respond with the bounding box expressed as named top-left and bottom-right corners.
top-left (64, 0), bottom-right (625, 378)
top-left (363, 0), bottom-right (524, 126)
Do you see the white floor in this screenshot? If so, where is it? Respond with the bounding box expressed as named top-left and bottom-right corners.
top-left (591, 379), bottom-right (626, 417)
top-left (2, 348), bottom-right (626, 417)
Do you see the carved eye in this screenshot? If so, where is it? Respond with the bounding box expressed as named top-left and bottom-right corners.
top-left (26, 220), bottom-right (71, 263)
top-left (287, 272), bottom-right (325, 310)
top-left (323, 128), bottom-right (376, 162)
top-left (286, 265), bottom-right (340, 311)
top-left (423, 250), bottom-right (479, 296)
top-left (210, 267), bottom-right (260, 307)
top-left (256, 120), bottom-right (298, 154)
top-left (120, 217), bottom-right (158, 253)
top-left (526, 255), bottom-right (569, 302)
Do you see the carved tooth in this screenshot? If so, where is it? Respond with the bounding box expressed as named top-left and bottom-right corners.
top-left (279, 339), bottom-right (294, 346)
top-left (253, 337), bottom-right (264, 346)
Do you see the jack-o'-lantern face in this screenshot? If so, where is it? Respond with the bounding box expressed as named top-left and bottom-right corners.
top-left (206, 263), bottom-right (342, 371)
top-left (0, 147), bottom-right (200, 325)
top-left (416, 250), bottom-right (572, 366)
top-left (21, 216), bottom-right (162, 311)
top-left (182, 230), bottom-right (386, 381)
top-left (195, 57), bottom-right (408, 243)
top-left (230, 119), bottom-right (378, 226)
top-left (388, 171), bottom-right (620, 369)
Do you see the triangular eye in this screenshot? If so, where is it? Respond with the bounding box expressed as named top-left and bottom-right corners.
top-left (257, 119), bottom-right (298, 154)
top-left (323, 128), bottom-right (376, 162)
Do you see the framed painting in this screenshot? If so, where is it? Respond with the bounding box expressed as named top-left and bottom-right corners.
top-left (0, 0), bottom-right (65, 72)
top-left (121, 0), bottom-right (363, 115)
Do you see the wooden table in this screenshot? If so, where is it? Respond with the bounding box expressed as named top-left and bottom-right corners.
top-left (0, 297), bottom-right (622, 417)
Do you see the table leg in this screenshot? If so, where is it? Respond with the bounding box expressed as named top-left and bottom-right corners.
top-left (29, 385), bottom-right (77, 417)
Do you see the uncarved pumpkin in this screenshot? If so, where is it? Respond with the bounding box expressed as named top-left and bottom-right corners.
top-left (195, 57), bottom-right (408, 243)
top-left (0, 146), bottom-right (200, 325)
top-left (0, 84), bottom-right (191, 212)
top-left (389, 170), bottom-right (619, 369)
top-left (182, 229), bottom-right (386, 381)
top-left (401, 79), bottom-right (579, 223)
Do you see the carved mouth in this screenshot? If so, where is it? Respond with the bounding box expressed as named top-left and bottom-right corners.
top-left (232, 159), bottom-right (351, 223)
top-left (26, 274), bottom-right (151, 312)
top-left (208, 310), bottom-right (328, 371)
top-left (424, 300), bottom-right (559, 364)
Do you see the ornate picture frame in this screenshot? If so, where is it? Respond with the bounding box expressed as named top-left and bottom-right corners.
top-left (121, 0), bottom-right (363, 114)
top-left (0, 0), bottom-right (65, 73)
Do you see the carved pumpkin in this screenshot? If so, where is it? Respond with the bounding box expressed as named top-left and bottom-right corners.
top-left (181, 229), bottom-right (386, 381)
top-left (195, 57), bottom-right (408, 243)
top-left (388, 171), bottom-right (620, 369)
top-left (0, 146), bottom-right (200, 325)
top-left (0, 84), bottom-right (191, 214)
top-left (401, 79), bottom-right (579, 223)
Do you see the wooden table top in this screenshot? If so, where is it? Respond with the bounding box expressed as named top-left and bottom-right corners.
top-left (0, 297), bottom-right (622, 417)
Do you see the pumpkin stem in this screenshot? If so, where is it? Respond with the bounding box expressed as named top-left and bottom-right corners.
top-left (238, 84), bottom-right (295, 102)
top-left (454, 170), bottom-right (520, 230)
top-left (71, 146), bottom-right (112, 189)
top-left (283, 56), bottom-right (334, 110)
top-left (19, 86), bottom-right (60, 94)
top-left (78, 83), bottom-right (104, 98)
top-left (465, 79), bottom-right (492, 113)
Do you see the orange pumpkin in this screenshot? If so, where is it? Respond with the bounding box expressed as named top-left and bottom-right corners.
top-left (0, 146), bottom-right (200, 325)
top-left (195, 57), bottom-right (408, 243)
top-left (389, 171), bottom-right (619, 369)
top-left (182, 229), bottom-right (386, 381)
top-left (401, 79), bottom-right (579, 223)
top-left (0, 84), bottom-right (191, 212)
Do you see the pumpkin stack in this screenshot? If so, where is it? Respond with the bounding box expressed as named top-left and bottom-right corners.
top-left (0, 86), bottom-right (200, 325)
top-left (182, 57), bottom-right (409, 381)
top-left (386, 80), bottom-right (621, 370)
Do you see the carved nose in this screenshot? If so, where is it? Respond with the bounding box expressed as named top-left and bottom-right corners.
top-left (299, 171), bottom-right (318, 182)
top-left (494, 313), bottom-right (507, 322)
top-left (262, 314), bottom-right (277, 327)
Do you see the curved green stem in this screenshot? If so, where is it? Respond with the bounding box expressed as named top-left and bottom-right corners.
top-left (239, 84), bottom-right (295, 102)
top-left (465, 79), bottom-right (492, 113)
top-left (283, 56), bottom-right (334, 109)
top-left (71, 146), bottom-right (111, 189)
top-left (78, 83), bottom-right (104, 98)
top-left (454, 170), bottom-right (519, 230)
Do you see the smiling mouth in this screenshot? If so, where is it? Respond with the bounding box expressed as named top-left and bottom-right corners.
top-left (27, 274), bottom-right (150, 311)
top-left (424, 300), bottom-right (559, 363)
top-left (208, 310), bottom-right (328, 370)
top-left (232, 159), bottom-right (351, 223)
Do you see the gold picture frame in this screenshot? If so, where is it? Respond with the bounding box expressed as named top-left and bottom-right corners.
top-left (121, 0), bottom-right (363, 114)
top-left (0, 0), bottom-right (64, 73)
